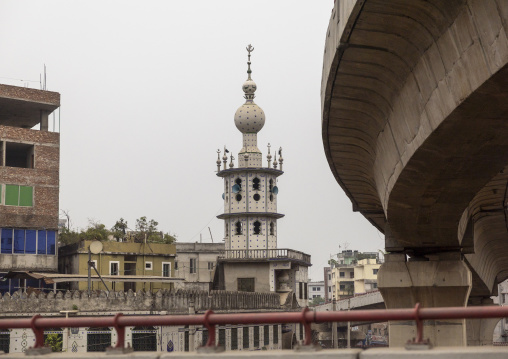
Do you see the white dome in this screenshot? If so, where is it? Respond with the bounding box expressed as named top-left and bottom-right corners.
top-left (242, 80), bottom-right (257, 94)
top-left (234, 102), bottom-right (265, 133)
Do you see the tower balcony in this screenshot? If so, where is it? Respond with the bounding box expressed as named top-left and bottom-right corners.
top-left (218, 248), bottom-right (311, 266)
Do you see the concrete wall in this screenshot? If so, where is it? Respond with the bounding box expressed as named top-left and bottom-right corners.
top-left (174, 242), bottom-right (223, 290)
top-left (0, 289), bottom-right (282, 314)
top-left (223, 262), bottom-right (270, 292)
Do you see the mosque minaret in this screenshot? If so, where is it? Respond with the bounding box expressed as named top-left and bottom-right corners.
top-left (216, 44), bottom-right (284, 253)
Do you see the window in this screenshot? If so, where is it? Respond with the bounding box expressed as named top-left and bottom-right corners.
top-left (254, 326), bottom-right (259, 347)
top-left (253, 193), bottom-right (260, 201)
top-left (87, 327), bottom-right (111, 352)
top-left (299, 323), bottom-right (303, 340)
top-left (208, 262), bottom-right (214, 271)
top-left (174, 261), bottom-right (178, 270)
top-left (273, 325), bottom-right (278, 344)
top-left (269, 222), bottom-right (274, 235)
top-left (235, 178), bottom-right (242, 186)
top-left (350, 272), bottom-right (354, 278)
top-left (4, 185), bottom-right (33, 206)
top-left (184, 330), bottom-right (189, 352)
top-left (328, 274), bottom-right (331, 280)
top-left (373, 283), bottom-right (378, 289)
top-left (304, 283), bottom-right (308, 299)
top-left (132, 326), bottom-right (157, 351)
top-left (1, 229), bottom-right (55, 255)
top-left (340, 272), bottom-right (345, 278)
top-left (190, 258), bottom-right (197, 274)
top-left (299, 282), bottom-right (303, 299)
top-left (254, 325), bottom-right (259, 348)
top-left (225, 223), bottom-right (229, 237)
top-left (145, 261), bottom-right (152, 270)
top-left (264, 325), bottom-right (270, 346)
top-left (231, 328), bottom-right (238, 350)
top-left (110, 261), bottom-right (119, 275)
top-left (243, 327), bottom-right (249, 349)
top-left (0, 330), bottom-right (9, 353)
top-left (238, 278), bottom-right (255, 292)
top-left (5, 142), bottom-right (34, 169)
top-left (373, 268), bottom-right (379, 275)
top-left (235, 221), bottom-right (242, 235)
top-left (218, 328), bottom-right (226, 348)
top-left (202, 329), bottom-right (209, 346)
top-left (236, 194), bottom-right (242, 201)
top-left (253, 177), bottom-right (260, 190)
top-left (253, 221), bottom-right (261, 234)
top-left (162, 262), bottom-right (171, 277)
top-left (328, 287), bottom-right (331, 292)
top-left (340, 285), bottom-right (345, 291)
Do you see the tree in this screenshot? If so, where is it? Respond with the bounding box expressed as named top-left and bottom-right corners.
top-left (111, 218), bottom-right (128, 241)
top-left (59, 227), bottom-right (80, 245)
top-left (134, 216), bottom-right (160, 243)
top-left (309, 296), bottom-right (325, 306)
top-left (44, 333), bottom-right (62, 352)
top-left (81, 219), bottom-right (110, 241)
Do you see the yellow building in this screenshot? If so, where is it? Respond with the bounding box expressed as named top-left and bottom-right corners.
top-left (331, 257), bottom-right (381, 299)
top-left (58, 240), bottom-right (177, 292)
top-left (353, 258), bottom-right (380, 294)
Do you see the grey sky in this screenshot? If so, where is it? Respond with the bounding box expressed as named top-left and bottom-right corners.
top-left (0, 1), bottom-right (383, 280)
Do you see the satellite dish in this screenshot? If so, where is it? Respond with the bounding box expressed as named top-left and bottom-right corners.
top-left (232, 184), bottom-right (241, 193)
top-left (89, 240), bottom-right (103, 254)
top-left (272, 186), bottom-right (279, 195)
top-left (222, 193), bottom-right (225, 199)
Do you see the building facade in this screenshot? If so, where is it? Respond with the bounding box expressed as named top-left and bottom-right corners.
top-left (330, 251), bottom-right (380, 300)
top-left (174, 242), bottom-right (224, 291)
top-left (0, 84), bottom-right (61, 294)
top-left (58, 240), bottom-right (177, 292)
top-left (214, 46), bottom-right (311, 307)
top-left (309, 280), bottom-right (325, 301)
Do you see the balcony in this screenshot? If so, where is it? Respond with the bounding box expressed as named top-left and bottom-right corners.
top-left (219, 248), bottom-right (311, 266)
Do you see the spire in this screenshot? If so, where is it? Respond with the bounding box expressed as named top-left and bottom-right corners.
top-left (246, 44), bottom-right (254, 81)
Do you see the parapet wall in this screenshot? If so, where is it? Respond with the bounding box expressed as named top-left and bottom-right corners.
top-left (0, 289), bottom-right (283, 315)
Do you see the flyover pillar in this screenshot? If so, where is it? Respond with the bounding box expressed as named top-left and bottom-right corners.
top-left (378, 252), bottom-right (472, 347)
top-left (466, 297), bottom-right (499, 346)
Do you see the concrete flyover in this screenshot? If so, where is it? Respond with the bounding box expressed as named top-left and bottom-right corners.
top-left (321, 0), bottom-right (508, 346)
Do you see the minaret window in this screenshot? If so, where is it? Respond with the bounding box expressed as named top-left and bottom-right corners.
top-left (270, 222), bottom-right (275, 235)
top-left (236, 194), bottom-right (242, 201)
top-left (235, 221), bottom-right (242, 235)
top-left (253, 177), bottom-right (260, 190)
top-left (269, 179), bottom-right (273, 191)
top-left (226, 181), bottom-right (229, 193)
top-left (253, 194), bottom-right (260, 201)
top-left (270, 194), bottom-right (274, 202)
top-left (253, 221), bottom-right (261, 234)
top-left (235, 178), bottom-right (242, 186)
top-left (226, 223), bottom-right (229, 237)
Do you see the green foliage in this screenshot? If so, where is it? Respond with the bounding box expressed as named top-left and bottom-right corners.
top-left (328, 258), bottom-right (338, 268)
top-left (72, 304), bottom-right (78, 310)
top-left (81, 220), bottom-right (110, 241)
top-left (44, 334), bottom-right (62, 352)
top-left (59, 227), bottom-right (80, 245)
top-left (111, 218), bottom-right (128, 241)
top-left (309, 296), bottom-right (325, 306)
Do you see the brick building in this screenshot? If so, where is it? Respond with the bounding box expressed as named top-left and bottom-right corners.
top-left (0, 84), bottom-right (60, 293)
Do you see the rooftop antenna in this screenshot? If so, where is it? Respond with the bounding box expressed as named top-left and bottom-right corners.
top-left (43, 64), bottom-right (47, 90)
top-left (208, 227), bottom-right (214, 243)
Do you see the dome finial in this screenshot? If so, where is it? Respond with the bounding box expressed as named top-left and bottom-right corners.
top-left (246, 44), bottom-right (254, 80)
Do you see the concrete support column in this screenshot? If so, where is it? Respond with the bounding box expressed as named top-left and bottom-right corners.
top-left (466, 297), bottom-right (499, 346)
top-left (378, 252), bottom-right (472, 347)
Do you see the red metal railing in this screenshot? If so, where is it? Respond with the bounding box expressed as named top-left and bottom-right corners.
top-left (1, 304), bottom-right (508, 350)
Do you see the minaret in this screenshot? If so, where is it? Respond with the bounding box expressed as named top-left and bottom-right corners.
top-left (216, 45), bottom-right (284, 253)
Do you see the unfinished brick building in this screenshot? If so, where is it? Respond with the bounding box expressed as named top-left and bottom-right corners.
top-left (0, 84), bottom-right (60, 293)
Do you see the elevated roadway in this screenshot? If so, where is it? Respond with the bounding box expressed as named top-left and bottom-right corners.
top-left (321, 0), bottom-right (508, 345)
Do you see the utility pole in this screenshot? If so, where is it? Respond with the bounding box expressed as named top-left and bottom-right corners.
top-left (332, 299), bottom-right (338, 348)
top-left (347, 298), bottom-right (351, 348)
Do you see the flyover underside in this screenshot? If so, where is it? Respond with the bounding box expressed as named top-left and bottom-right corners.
top-left (322, 0), bottom-right (508, 297)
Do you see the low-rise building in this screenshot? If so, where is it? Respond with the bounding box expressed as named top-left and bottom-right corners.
top-left (58, 240), bottom-right (178, 292)
top-left (174, 242), bottom-right (224, 291)
top-left (0, 84), bottom-right (61, 294)
top-left (309, 280), bottom-right (325, 300)
top-left (329, 250), bottom-right (380, 300)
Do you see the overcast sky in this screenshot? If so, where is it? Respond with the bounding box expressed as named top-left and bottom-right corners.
top-left (0, 1), bottom-right (383, 280)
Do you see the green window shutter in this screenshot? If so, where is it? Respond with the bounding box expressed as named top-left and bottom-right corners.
top-left (5, 185), bottom-right (19, 206)
top-left (19, 186), bottom-right (33, 207)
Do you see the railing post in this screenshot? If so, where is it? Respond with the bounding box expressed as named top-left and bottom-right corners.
top-left (107, 313), bottom-right (133, 353)
top-left (30, 315), bottom-right (44, 348)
